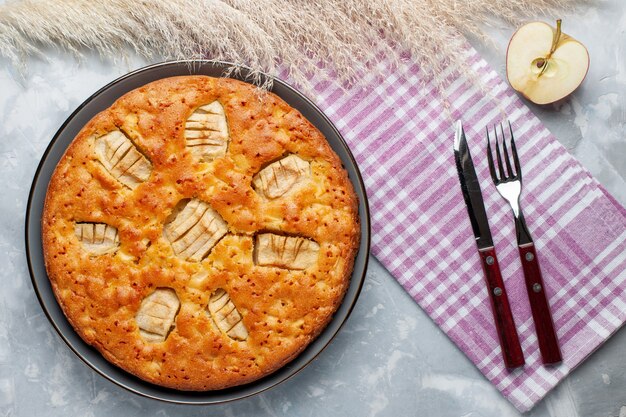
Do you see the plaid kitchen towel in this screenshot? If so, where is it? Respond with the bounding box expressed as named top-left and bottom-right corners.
top-left (295, 46), bottom-right (626, 411)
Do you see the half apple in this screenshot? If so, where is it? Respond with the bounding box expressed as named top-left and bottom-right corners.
top-left (506, 20), bottom-right (589, 105)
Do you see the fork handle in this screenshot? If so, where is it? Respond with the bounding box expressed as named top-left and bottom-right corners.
top-left (519, 243), bottom-right (562, 365)
top-left (478, 247), bottom-right (525, 369)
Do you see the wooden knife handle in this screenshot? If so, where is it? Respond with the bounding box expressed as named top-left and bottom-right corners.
top-left (518, 243), bottom-right (562, 365)
top-left (478, 247), bottom-right (525, 369)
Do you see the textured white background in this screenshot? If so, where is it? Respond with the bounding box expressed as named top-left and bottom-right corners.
top-left (0, 2), bottom-right (624, 417)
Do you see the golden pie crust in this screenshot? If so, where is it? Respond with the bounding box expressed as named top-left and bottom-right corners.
top-left (42, 75), bottom-right (360, 390)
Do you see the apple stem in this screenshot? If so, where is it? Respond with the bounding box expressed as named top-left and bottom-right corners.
top-left (538, 19), bottom-right (562, 78)
top-left (549, 19), bottom-right (562, 57)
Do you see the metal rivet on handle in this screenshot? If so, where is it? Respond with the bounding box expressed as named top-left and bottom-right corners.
top-left (525, 252), bottom-right (535, 261)
top-left (486, 256), bottom-right (494, 265)
top-left (493, 287), bottom-right (503, 296)
top-left (533, 283), bottom-right (542, 293)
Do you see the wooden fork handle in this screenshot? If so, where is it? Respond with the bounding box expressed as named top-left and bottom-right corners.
top-left (518, 243), bottom-right (562, 365)
top-left (478, 247), bottom-right (525, 369)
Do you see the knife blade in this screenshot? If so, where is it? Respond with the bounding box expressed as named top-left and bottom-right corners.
top-left (454, 121), bottom-right (525, 369)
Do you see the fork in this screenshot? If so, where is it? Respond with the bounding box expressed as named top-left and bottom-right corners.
top-left (487, 122), bottom-right (562, 365)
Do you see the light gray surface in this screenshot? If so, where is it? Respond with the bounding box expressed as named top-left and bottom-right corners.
top-left (0, 2), bottom-right (625, 416)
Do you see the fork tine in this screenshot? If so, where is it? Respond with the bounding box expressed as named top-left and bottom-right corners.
top-left (508, 121), bottom-right (522, 180)
top-left (501, 123), bottom-right (515, 178)
top-left (486, 126), bottom-right (499, 183)
top-left (494, 125), bottom-right (506, 180)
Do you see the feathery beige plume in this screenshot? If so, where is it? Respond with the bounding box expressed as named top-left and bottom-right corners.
top-left (0, 0), bottom-right (586, 90)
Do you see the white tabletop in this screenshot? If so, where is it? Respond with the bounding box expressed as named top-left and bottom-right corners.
top-left (0, 2), bottom-right (624, 416)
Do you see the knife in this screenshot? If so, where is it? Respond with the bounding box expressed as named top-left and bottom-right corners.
top-left (453, 121), bottom-right (525, 369)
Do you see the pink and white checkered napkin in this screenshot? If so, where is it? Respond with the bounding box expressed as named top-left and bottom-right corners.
top-left (292, 46), bottom-right (626, 411)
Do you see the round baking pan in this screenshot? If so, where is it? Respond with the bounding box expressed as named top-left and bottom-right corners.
top-left (25, 60), bottom-right (370, 404)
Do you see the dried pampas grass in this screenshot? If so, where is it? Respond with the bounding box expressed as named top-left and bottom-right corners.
top-left (0, 0), bottom-right (586, 90)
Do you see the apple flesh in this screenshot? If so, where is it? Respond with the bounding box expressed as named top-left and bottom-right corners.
top-left (506, 20), bottom-right (589, 105)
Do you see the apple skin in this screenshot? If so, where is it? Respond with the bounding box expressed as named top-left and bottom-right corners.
top-left (506, 21), bottom-right (590, 105)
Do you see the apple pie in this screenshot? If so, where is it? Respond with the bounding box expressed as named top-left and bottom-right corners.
top-left (41, 75), bottom-right (360, 390)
